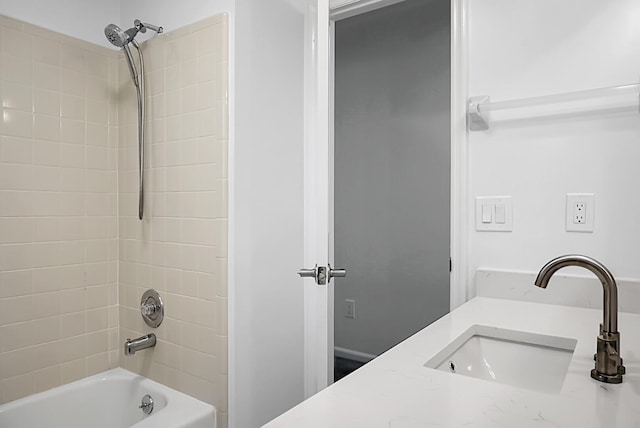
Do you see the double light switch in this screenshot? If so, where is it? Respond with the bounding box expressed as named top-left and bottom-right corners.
top-left (476, 196), bottom-right (513, 231)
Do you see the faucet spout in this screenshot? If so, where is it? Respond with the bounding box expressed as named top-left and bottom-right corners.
top-left (534, 254), bottom-right (618, 333)
top-left (534, 254), bottom-right (624, 383)
top-left (124, 333), bottom-right (156, 356)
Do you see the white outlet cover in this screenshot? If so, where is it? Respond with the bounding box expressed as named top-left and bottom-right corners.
top-left (345, 299), bottom-right (355, 319)
top-left (566, 193), bottom-right (594, 232)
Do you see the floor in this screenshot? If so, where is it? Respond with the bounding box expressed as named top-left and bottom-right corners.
top-left (334, 356), bottom-right (367, 381)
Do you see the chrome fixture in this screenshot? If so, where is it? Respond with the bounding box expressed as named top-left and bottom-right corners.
top-left (534, 254), bottom-right (625, 384)
top-left (298, 264), bottom-right (346, 285)
top-left (104, 20), bottom-right (163, 220)
top-left (141, 289), bottom-right (164, 328)
top-left (124, 333), bottom-right (157, 356)
top-left (139, 394), bottom-right (154, 415)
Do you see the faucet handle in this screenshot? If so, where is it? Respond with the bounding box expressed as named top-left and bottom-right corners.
top-left (141, 302), bottom-right (158, 316)
top-left (140, 289), bottom-right (164, 328)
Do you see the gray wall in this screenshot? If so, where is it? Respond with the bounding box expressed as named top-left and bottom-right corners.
top-left (334, 0), bottom-right (451, 357)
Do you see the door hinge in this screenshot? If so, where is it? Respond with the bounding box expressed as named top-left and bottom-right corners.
top-left (449, 257), bottom-right (452, 272)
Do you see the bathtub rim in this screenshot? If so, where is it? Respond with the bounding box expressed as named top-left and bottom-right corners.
top-left (0, 367), bottom-right (216, 428)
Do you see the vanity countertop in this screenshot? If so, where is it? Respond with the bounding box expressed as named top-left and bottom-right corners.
top-left (264, 297), bottom-right (640, 427)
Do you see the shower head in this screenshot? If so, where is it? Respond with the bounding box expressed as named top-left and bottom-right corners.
top-left (104, 20), bottom-right (163, 48)
top-left (104, 20), bottom-right (161, 89)
top-left (104, 24), bottom-right (140, 85)
top-left (104, 24), bottom-right (130, 47)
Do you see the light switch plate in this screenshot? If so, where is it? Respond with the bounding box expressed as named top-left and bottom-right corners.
top-left (566, 193), bottom-right (594, 232)
top-left (475, 196), bottom-right (513, 232)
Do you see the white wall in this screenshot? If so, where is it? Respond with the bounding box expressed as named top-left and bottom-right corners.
top-left (0, 0), bottom-right (119, 47)
top-left (232, 1), bottom-right (307, 426)
top-left (0, 0), bottom-right (234, 48)
top-left (468, 0), bottom-right (640, 295)
top-left (118, 0), bottom-right (234, 46)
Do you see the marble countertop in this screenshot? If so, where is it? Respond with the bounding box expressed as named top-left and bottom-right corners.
top-left (264, 297), bottom-right (640, 427)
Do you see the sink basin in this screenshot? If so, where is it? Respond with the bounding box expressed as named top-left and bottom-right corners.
top-left (424, 325), bottom-right (577, 393)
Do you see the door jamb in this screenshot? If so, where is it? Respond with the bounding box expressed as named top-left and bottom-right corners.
top-left (328, 17), bottom-right (336, 385)
top-left (330, 0), bottom-right (406, 21)
top-left (449, 0), bottom-right (469, 309)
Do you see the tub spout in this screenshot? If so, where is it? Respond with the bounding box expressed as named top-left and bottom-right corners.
top-left (534, 254), bottom-right (624, 383)
top-left (124, 333), bottom-right (156, 356)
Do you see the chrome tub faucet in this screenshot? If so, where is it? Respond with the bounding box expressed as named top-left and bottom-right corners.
top-left (124, 333), bottom-right (157, 356)
top-left (535, 254), bottom-right (625, 383)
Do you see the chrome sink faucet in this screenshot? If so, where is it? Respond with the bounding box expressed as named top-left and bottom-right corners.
top-left (535, 254), bottom-right (625, 384)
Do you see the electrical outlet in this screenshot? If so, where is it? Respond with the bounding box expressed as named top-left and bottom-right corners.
top-left (574, 202), bottom-right (586, 224)
top-left (345, 299), bottom-right (355, 319)
top-left (566, 194), bottom-right (594, 232)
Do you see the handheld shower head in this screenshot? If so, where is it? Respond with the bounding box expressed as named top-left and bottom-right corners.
top-left (104, 19), bottom-right (162, 221)
top-left (104, 23), bottom-right (143, 85)
top-left (104, 24), bottom-right (129, 47)
top-left (104, 20), bottom-right (163, 48)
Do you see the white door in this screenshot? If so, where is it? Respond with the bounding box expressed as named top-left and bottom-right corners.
top-left (299, 0), bottom-right (337, 397)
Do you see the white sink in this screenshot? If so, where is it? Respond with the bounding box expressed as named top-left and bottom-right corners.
top-left (424, 325), bottom-right (577, 393)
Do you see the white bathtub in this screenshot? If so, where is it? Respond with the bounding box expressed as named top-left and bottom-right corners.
top-left (0, 368), bottom-right (216, 428)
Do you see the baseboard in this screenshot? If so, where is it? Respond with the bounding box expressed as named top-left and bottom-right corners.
top-left (334, 346), bottom-right (377, 363)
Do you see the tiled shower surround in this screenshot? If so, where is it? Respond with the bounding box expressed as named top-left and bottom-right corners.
top-left (0, 16), bottom-right (119, 402)
top-left (0, 14), bottom-right (228, 426)
top-left (118, 15), bottom-right (229, 425)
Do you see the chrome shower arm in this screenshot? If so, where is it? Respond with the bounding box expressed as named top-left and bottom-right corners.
top-left (143, 23), bottom-right (163, 33)
top-left (135, 19), bottom-right (164, 34)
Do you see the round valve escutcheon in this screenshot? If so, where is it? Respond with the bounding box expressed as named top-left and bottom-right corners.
top-left (141, 289), bottom-right (164, 328)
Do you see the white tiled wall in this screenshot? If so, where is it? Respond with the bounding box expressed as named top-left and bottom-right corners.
top-left (117, 15), bottom-right (229, 427)
top-left (0, 15), bottom-right (119, 403)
